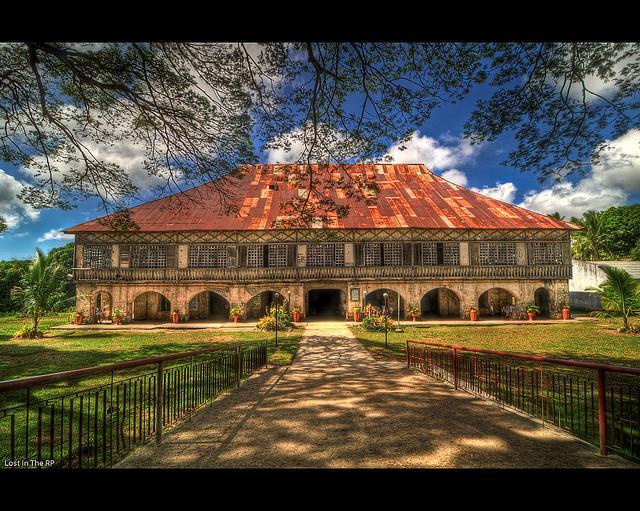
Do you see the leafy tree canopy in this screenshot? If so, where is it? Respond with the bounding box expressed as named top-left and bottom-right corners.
top-left (2, 42), bottom-right (640, 227)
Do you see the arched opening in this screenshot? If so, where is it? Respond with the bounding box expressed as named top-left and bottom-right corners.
top-left (364, 288), bottom-right (404, 319)
top-left (534, 287), bottom-right (551, 318)
top-left (245, 291), bottom-right (281, 320)
top-left (133, 291), bottom-right (172, 321)
top-left (92, 291), bottom-right (112, 323)
top-left (478, 288), bottom-right (516, 317)
top-left (188, 291), bottom-right (230, 321)
top-left (307, 289), bottom-right (342, 319)
top-left (420, 288), bottom-right (460, 318)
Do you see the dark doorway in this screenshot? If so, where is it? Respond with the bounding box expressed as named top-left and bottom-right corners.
top-left (307, 289), bottom-right (342, 319)
top-left (245, 291), bottom-right (280, 319)
top-left (534, 287), bottom-right (551, 318)
top-left (188, 291), bottom-right (230, 321)
top-left (420, 288), bottom-right (460, 318)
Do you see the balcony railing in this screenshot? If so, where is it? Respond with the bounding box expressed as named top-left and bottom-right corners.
top-left (73, 264), bottom-right (571, 283)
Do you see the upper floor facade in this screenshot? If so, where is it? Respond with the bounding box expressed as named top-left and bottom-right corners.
top-left (72, 227), bottom-right (573, 284)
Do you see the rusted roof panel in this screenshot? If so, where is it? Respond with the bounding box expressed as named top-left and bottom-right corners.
top-left (64, 164), bottom-right (580, 233)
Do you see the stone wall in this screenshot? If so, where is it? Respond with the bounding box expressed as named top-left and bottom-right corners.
top-left (77, 278), bottom-right (570, 321)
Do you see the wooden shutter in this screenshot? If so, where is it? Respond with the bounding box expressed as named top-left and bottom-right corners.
top-left (287, 244), bottom-right (296, 267)
top-left (227, 245), bottom-right (238, 267)
top-left (354, 243), bottom-right (363, 266)
top-left (166, 245), bottom-right (177, 268)
top-left (470, 242), bottom-right (480, 266)
top-left (237, 245), bottom-right (247, 267)
top-left (119, 245), bottom-right (130, 268)
top-left (414, 243), bottom-right (422, 266)
top-left (403, 243), bottom-right (412, 266)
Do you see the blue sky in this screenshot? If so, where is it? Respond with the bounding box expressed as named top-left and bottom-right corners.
top-left (1, 74), bottom-right (639, 261)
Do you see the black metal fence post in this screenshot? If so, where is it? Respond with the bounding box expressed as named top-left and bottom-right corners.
top-left (236, 345), bottom-right (241, 388)
top-left (155, 361), bottom-right (164, 444)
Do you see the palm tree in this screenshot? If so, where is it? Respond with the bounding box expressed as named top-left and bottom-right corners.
top-left (549, 211), bottom-right (565, 221)
top-left (587, 265), bottom-right (640, 332)
top-left (11, 248), bottom-right (68, 338)
top-left (572, 210), bottom-right (613, 261)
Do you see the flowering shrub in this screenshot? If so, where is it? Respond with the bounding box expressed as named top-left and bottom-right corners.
top-left (362, 315), bottom-right (394, 332)
top-left (256, 304), bottom-right (293, 331)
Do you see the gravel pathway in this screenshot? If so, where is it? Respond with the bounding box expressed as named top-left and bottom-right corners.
top-left (117, 323), bottom-right (635, 468)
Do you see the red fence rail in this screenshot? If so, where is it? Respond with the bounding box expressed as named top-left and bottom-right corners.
top-left (406, 340), bottom-right (640, 462)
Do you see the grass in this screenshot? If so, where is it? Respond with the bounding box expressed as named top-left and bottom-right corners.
top-left (351, 316), bottom-right (640, 368)
top-left (0, 314), bottom-right (303, 383)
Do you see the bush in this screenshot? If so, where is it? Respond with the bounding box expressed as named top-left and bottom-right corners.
top-left (362, 315), bottom-right (394, 332)
top-left (256, 304), bottom-right (293, 331)
top-left (13, 324), bottom-right (44, 339)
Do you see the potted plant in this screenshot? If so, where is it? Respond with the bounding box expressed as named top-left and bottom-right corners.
top-left (75, 310), bottom-right (85, 325)
top-left (230, 305), bottom-right (243, 323)
top-left (562, 303), bottom-right (571, 320)
top-left (291, 306), bottom-right (301, 322)
top-left (171, 309), bottom-right (180, 324)
top-left (469, 306), bottom-right (478, 321)
top-left (352, 306), bottom-right (361, 322)
top-left (408, 304), bottom-right (419, 321)
top-left (526, 304), bottom-right (541, 321)
top-left (112, 308), bottom-right (122, 325)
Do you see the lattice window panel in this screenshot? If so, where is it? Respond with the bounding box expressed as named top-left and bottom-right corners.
top-left (268, 244), bottom-right (288, 268)
top-left (306, 243), bottom-right (345, 267)
top-left (443, 243), bottom-right (460, 265)
top-left (247, 245), bottom-right (265, 267)
top-left (83, 245), bottom-right (112, 269)
top-left (188, 244), bottom-right (228, 268)
top-left (479, 242), bottom-right (516, 265)
top-left (421, 243), bottom-right (438, 265)
top-left (383, 243), bottom-right (403, 266)
top-left (130, 245), bottom-right (168, 268)
top-left (363, 243), bottom-right (381, 266)
top-left (531, 242), bottom-right (563, 265)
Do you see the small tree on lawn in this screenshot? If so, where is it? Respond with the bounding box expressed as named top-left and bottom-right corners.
top-left (587, 265), bottom-right (640, 333)
top-left (11, 248), bottom-right (68, 338)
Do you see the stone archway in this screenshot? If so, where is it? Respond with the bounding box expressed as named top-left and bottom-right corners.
top-left (534, 287), bottom-right (552, 319)
top-left (364, 288), bottom-right (404, 319)
top-left (91, 291), bottom-right (112, 323)
top-left (132, 291), bottom-right (172, 321)
top-left (187, 291), bottom-right (230, 321)
top-left (420, 288), bottom-right (460, 318)
top-left (478, 288), bottom-right (516, 316)
top-left (245, 290), bottom-right (281, 320)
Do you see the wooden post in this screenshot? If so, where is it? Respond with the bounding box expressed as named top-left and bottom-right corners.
top-left (155, 361), bottom-right (164, 444)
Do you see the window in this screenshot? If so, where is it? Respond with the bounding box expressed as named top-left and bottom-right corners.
top-left (159, 295), bottom-right (171, 312)
top-left (421, 242), bottom-right (460, 266)
top-left (83, 245), bottom-right (112, 268)
top-left (247, 245), bottom-right (264, 267)
top-left (268, 244), bottom-right (288, 267)
top-left (531, 242), bottom-right (563, 265)
top-left (383, 243), bottom-right (403, 266)
top-left (307, 243), bottom-right (345, 267)
top-left (479, 242), bottom-right (516, 265)
top-left (130, 245), bottom-right (168, 268)
top-left (188, 244), bottom-right (228, 268)
top-left (363, 243), bottom-right (381, 266)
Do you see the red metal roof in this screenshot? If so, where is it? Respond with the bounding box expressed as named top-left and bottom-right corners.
top-left (64, 164), bottom-right (579, 233)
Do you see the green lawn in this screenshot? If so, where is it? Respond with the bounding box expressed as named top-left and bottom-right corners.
top-left (0, 314), bottom-right (302, 383)
top-left (352, 317), bottom-right (640, 368)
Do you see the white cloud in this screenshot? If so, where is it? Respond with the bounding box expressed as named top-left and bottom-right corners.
top-left (471, 182), bottom-right (518, 203)
top-left (0, 168), bottom-right (40, 229)
top-left (517, 128), bottom-right (640, 218)
top-left (37, 229), bottom-right (74, 242)
top-left (440, 169), bottom-right (468, 186)
top-left (385, 131), bottom-right (479, 170)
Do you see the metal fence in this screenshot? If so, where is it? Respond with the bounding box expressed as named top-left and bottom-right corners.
top-left (406, 340), bottom-right (640, 462)
top-left (0, 342), bottom-right (267, 469)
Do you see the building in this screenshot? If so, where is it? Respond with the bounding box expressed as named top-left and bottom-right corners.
top-left (570, 259), bottom-right (640, 311)
top-left (64, 163), bottom-right (579, 322)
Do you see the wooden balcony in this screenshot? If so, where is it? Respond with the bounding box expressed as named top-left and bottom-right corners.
top-left (73, 264), bottom-right (571, 283)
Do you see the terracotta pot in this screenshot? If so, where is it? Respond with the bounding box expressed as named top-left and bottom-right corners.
top-left (411, 314), bottom-right (417, 322)
top-left (562, 307), bottom-right (570, 320)
top-left (171, 311), bottom-right (180, 324)
top-left (233, 314), bottom-right (239, 324)
top-left (527, 312), bottom-right (536, 321)
top-left (469, 309), bottom-right (478, 321)
top-left (113, 317), bottom-right (121, 325)
top-left (353, 311), bottom-right (360, 322)
top-left (293, 311), bottom-right (300, 322)
top-left (75, 314), bottom-right (84, 325)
